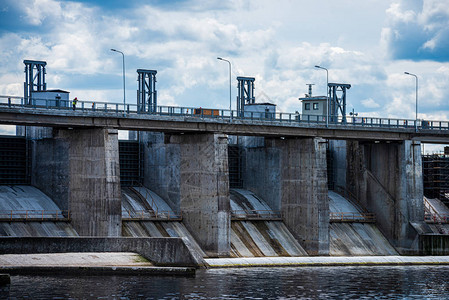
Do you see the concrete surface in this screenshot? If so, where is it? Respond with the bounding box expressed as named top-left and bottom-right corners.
top-left (205, 255), bottom-right (449, 268)
top-left (0, 252), bottom-right (152, 267)
top-left (122, 186), bottom-right (206, 258)
top-left (347, 140), bottom-right (424, 254)
top-left (279, 137), bottom-right (329, 255)
top-left (230, 221), bottom-right (308, 257)
top-left (2, 105), bottom-right (448, 142)
top-left (328, 191), bottom-right (398, 255)
top-left (0, 185), bottom-right (77, 237)
top-left (229, 188), bottom-right (307, 257)
top-left (176, 133), bottom-right (231, 258)
top-left (0, 253), bottom-right (194, 275)
top-left (0, 237), bottom-right (206, 267)
top-left (0, 186), bottom-right (61, 212)
top-left (243, 137), bottom-right (329, 255)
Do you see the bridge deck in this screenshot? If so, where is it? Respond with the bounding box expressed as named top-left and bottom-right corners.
top-left (1, 96), bottom-right (449, 142)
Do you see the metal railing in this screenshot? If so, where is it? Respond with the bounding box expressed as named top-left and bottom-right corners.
top-left (329, 212), bottom-right (376, 223)
top-left (423, 197), bottom-right (449, 223)
top-left (122, 209), bottom-right (182, 221)
top-left (231, 209), bottom-right (282, 220)
top-left (1, 95), bottom-right (449, 132)
top-left (0, 210), bottom-right (70, 221)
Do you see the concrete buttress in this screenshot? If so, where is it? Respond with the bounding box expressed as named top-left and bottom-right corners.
top-left (346, 140), bottom-right (423, 254)
top-left (243, 137), bottom-right (329, 255)
top-left (173, 133), bottom-right (231, 257)
top-left (33, 128), bottom-right (122, 236)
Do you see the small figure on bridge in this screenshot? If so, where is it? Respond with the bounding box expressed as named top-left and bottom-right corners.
top-left (72, 97), bottom-right (78, 111)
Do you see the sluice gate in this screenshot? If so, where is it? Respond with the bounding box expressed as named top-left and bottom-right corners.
top-left (0, 137), bottom-right (30, 185)
top-left (119, 141), bottom-right (143, 187)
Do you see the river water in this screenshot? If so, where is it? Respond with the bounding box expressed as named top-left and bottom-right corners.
top-left (4, 265), bottom-right (449, 299)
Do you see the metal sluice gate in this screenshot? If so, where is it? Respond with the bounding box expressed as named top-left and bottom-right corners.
top-left (0, 136), bottom-right (30, 185)
top-left (119, 140), bottom-right (143, 187)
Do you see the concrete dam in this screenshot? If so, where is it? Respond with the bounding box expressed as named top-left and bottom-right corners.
top-left (1, 59), bottom-right (449, 266)
top-left (0, 130), bottom-right (447, 262)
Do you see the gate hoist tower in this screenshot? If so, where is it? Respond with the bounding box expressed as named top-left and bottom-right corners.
top-left (328, 83), bottom-right (351, 123)
top-left (237, 76), bottom-right (255, 117)
top-left (24, 60), bottom-right (47, 105)
top-left (137, 69), bottom-right (157, 113)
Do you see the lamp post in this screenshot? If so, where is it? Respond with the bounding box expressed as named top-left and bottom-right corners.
top-left (404, 72), bottom-right (418, 131)
top-left (111, 49), bottom-right (126, 109)
top-left (315, 65), bottom-right (329, 127)
top-left (217, 57), bottom-right (232, 114)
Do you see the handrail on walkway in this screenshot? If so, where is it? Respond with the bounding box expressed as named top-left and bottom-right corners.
top-left (329, 212), bottom-right (376, 223)
top-left (0, 210), bottom-right (70, 221)
top-left (1, 95), bottom-right (449, 131)
top-left (122, 209), bottom-right (182, 221)
top-left (231, 209), bottom-right (282, 220)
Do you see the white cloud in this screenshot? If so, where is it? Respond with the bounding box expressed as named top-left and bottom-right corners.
top-left (362, 98), bottom-right (380, 108)
top-left (0, 0), bottom-right (448, 128)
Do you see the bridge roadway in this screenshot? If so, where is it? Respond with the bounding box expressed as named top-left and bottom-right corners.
top-left (1, 104), bottom-right (449, 143)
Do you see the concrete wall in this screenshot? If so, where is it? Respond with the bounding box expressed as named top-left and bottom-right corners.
top-left (32, 138), bottom-right (70, 210)
top-left (244, 137), bottom-right (329, 255)
top-left (32, 128), bottom-right (122, 237)
top-left (175, 133), bottom-right (230, 257)
top-left (242, 144), bottom-right (281, 211)
top-left (140, 132), bottom-right (231, 257)
top-left (0, 237), bottom-right (205, 267)
top-left (346, 140), bottom-right (424, 254)
top-left (142, 132), bottom-right (180, 211)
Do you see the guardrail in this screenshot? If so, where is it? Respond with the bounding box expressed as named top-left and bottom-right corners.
top-left (0, 210), bottom-right (70, 221)
top-left (231, 209), bottom-right (282, 220)
top-left (424, 212), bottom-right (449, 224)
top-left (329, 212), bottom-right (376, 223)
top-left (1, 95), bottom-right (449, 131)
top-left (122, 209), bottom-right (182, 221)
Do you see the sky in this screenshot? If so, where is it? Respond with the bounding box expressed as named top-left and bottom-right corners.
top-left (0, 0), bottom-right (449, 149)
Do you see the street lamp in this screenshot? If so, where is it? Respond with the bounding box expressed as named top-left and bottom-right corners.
top-left (111, 49), bottom-right (126, 109)
top-left (404, 72), bottom-right (418, 131)
top-left (315, 65), bottom-right (329, 127)
top-left (217, 57), bottom-right (232, 114)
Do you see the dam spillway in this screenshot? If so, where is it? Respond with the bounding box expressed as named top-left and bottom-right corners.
top-left (230, 189), bottom-right (308, 257)
top-left (329, 191), bottom-right (398, 256)
top-left (0, 185), bottom-right (77, 237)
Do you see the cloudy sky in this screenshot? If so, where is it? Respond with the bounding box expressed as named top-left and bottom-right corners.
top-left (0, 0), bottom-right (449, 138)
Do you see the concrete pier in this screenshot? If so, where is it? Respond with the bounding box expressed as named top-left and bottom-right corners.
top-left (176, 133), bottom-right (230, 257)
top-left (32, 128), bottom-right (122, 236)
top-left (347, 140), bottom-right (424, 254)
top-left (244, 137), bottom-right (329, 255)
top-left (142, 132), bottom-right (231, 257)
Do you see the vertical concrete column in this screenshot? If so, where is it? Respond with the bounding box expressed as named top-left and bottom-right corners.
top-left (142, 132), bottom-right (181, 211)
top-left (176, 133), bottom-right (230, 257)
top-left (397, 140), bottom-right (423, 252)
top-left (279, 137), bottom-right (329, 256)
top-left (346, 140), bottom-right (423, 254)
top-left (66, 128), bottom-right (121, 236)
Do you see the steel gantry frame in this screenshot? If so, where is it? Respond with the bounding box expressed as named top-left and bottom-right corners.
top-left (137, 69), bottom-right (157, 113)
top-left (24, 60), bottom-right (47, 105)
top-left (422, 154), bottom-right (449, 206)
top-left (237, 76), bottom-right (255, 117)
top-left (328, 83), bottom-right (351, 124)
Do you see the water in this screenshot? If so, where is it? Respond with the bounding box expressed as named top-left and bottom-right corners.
top-left (4, 266), bottom-right (449, 299)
